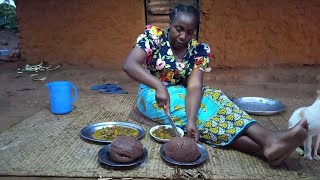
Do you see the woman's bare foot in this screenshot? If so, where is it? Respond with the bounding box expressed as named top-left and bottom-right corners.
top-left (268, 151), bottom-right (291, 167)
top-left (263, 119), bottom-right (308, 162)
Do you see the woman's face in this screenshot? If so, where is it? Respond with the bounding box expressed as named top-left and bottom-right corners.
top-left (169, 12), bottom-right (198, 49)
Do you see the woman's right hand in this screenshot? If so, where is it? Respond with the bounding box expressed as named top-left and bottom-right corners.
top-left (155, 85), bottom-right (170, 109)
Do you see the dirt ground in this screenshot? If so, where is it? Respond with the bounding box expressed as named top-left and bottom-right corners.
top-left (0, 31), bottom-right (320, 180)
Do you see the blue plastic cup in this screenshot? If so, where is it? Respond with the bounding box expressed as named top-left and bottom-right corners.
top-left (46, 81), bottom-right (78, 114)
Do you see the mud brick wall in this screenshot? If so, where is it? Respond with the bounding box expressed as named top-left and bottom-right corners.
top-left (200, 0), bottom-right (320, 68)
top-left (16, 0), bottom-right (320, 69)
top-left (16, 0), bottom-right (145, 69)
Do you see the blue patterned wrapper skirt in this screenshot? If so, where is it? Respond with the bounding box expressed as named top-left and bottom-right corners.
top-left (137, 84), bottom-right (256, 147)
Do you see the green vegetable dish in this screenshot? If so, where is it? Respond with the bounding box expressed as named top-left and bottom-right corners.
top-left (152, 126), bottom-right (176, 139)
top-left (92, 126), bottom-right (139, 141)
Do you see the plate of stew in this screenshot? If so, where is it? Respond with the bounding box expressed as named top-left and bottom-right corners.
top-left (149, 125), bottom-right (184, 143)
top-left (80, 122), bottom-right (145, 143)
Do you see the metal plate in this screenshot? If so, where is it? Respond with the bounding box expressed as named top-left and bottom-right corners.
top-left (149, 125), bottom-right (185, 143)
top-left (98, 144), bottom-right (148, 167)
top-left (233, 97), bottom-right (285, 115)
top-left (80, 122), bottom-right (145, 143)
top-left (160, 143), bottom-right (208, 166)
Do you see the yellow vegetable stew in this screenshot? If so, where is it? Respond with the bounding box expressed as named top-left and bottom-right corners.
top-left (92, 126), bottom-right (139, 141)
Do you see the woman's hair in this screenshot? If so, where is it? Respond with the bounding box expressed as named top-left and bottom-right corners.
top-left (169, 4), bottom-right (200, 26)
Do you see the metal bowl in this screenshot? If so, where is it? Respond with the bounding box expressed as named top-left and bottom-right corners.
top-left (233, 97), bottom-right (285, 116)
top-left (149, 125), bottom-right (184, 143)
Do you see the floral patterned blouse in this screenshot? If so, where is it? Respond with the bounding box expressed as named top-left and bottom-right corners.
top-left (134, 25), bottom-right (211, 86)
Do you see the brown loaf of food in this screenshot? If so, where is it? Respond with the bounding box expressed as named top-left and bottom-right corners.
top-left (164, 137), bottom-right (200, 162)
top-left (109, 136), bottom-right (144, 163)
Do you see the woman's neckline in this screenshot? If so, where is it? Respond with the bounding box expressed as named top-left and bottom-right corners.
top-left (171, 46), bottom-right (187, 63)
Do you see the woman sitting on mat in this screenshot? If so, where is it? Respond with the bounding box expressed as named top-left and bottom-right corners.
top-left (123, 4), bottom-right (308, 166)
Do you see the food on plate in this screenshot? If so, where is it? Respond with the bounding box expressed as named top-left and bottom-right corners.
top-left (109, 136), bottom-right (144, 163)
top-left (92, 125), bottom-right (139, 141)
top-left (151, 126), bottom-right (176, 139)
top-left (164, 137), bottom-right (200, 162)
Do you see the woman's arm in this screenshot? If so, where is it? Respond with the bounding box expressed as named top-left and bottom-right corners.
top-left (123, 47), bottom-right (163, 90)
top-left (123, 47), bottom-right (170, 108)
top-left (186, 68), bottom-right (204, 141)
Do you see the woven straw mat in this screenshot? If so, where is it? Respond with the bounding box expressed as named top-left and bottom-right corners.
top-left (0, 95), bottom-right (319, 179)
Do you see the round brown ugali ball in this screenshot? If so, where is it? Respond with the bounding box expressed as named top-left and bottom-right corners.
top-left (164, 137), bottom-right (200, 162)
top-left (109, 136), bottom-right (144, 163)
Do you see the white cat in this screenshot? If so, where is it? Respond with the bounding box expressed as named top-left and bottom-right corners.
top-left (288, 90), bottom-right (320, 160)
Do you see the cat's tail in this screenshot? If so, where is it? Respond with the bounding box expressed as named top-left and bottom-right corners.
top-left (288, 108), bottom-right (305, 129)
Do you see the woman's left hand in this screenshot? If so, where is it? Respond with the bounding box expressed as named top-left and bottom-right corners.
top-left (186, 122), bottom-right (200, 142)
